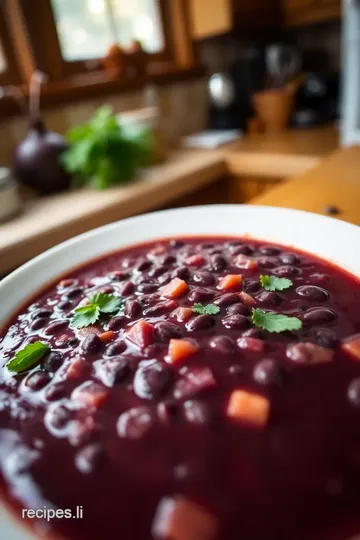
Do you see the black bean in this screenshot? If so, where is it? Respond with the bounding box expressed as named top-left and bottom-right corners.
top-left (253, 359), bottom-right (282, 387)
top-left (108, 316), bottom-right (126, 331)
top-left (348, 379), bottom-right (360, 407)
top-left (45, 383), bottom-right (67, 401)
top-left (281, 253), bottom-right (301, 265)
top-left (303, 308), bottom-right (337, 325)
top-left (118, 281), bottom-right (134, 296)
top-left (183, 400), bottom-right (211, 425)
top-left (226, 303), bottom-right (249, 316)
top-left (193, 272), bottom-right (215, 287)
top-left (144, 301), bottom-right (176, 317)
top-left (209, 254), bottom-right (227, 271)
top-left (155, 322), bottom-right (182, 343)
top-left (109, 270), bottom-right (130, 281)
top-left (76, 443), bottom-right (104, 474)
top-left (158, 272), bottom-right (172, 285)
top-left (82, 334), bottom-right (103, 354)
top-left (136, 259), bottom-right (153, 272)
top-left (125, 299), bottom-right (141, 318)
top-left (149, 266), bottom-right (167, 278)
top-left (106, 341), bottom-right (126, 356)
top-left (43, 352), bottom-right (64, 372)
top-left (169, 240), bottom-right (185, 248)
top-left (242, 328), bottom-right (264, 339)
top-left (134, 360), bottom-right (172, 399)
top-left (259, 245), bottom-right (281, 256)
top-left (54, 335), bottom-right (79, 348)
top-left (296, 285), bottom-right (329, 302)
top-left (188, 288), bottom-right (213, 303)
top-left (137, 283), bottom-right (158, 294)
top-left (274, 266), bottom-right (302, 277)
top-left (159, 255), bottom-right (177, 265)
top-left (46, 403), bottom-right (72, 430)
top-left (209, 335), bottom-right (236, 355)
top-left (99, 358), bottom-right (130, 386)
top-left (44, 320), bottom-right (68, 335)
top-left (229, 364), bottom-right (244, 377)
top-left (230, 245), bottom-right (253, 256)
top-left (257, 257), bottom-right (279, 269)
top-left (215, 293), bottom-right (240, 307)
top-left (138, 294), bottom-right (161, 307)
top-left (313, 328), bottom-right (337, 349)
top-left (172, 266), bottom-right (190, 281)
top-left (57, 300), bottom-right (72, 311)
top-left (222, 314), bottom-right (248, 330)
top-left (65, 287), bottom-right (84, 299)
top-left (309, 273), bottom-right (331, 286)
top-left (186, 315), bottom-right (215, 331)
top-left (117, 407), bottom-right (156, 439)
top-left (30, 318), bottom-right (48, 331)
top-left (33, 309), bottom-right (52, 319)
top-left (244, 280), bottom-right (260, 293)
top-left (257, 291), bottom-right (282, 306)
top-left (144, 343), bottom-right (167, 358)
top-left (25, 371), bottom-right (51, 391)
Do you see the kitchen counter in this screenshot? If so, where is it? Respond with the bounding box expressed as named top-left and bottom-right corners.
top-left (250, 145), bottom-right (360, 227)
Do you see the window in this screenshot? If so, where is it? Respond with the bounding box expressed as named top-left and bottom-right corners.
top-left (52, 0), bottom-right (165, 61)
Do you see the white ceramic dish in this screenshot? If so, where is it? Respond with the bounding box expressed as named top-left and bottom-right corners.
top-left (0, 204), bottom-right (359, 540)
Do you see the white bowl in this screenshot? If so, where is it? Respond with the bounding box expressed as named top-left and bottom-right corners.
top-left (0, 204), bottom-right (359, 540)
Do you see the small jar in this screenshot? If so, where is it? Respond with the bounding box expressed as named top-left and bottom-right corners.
top-left (0, 168), bottom-right (21, 222)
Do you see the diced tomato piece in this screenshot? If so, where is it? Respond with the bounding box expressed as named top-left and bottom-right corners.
top-left (152, 495), bottom-right (219, 540)
top-left (98, 331), bottom-right (116, 343)
top-left (167, 339), bottom-right (199, 365)
top-left (227, 390), bottom-right (270, 427)
top-left (342, 335), bottom-right (360, 362)
top-left (186, 254), bottom-right (205, 267)
top-left (72, 382), bottom-right (109, 409)
top-left (239, 291), bottom-right (256, 306)
top-left (218, 274), bottom-right (243, 291)
top-left (235, 254), bottom-right (258, 270)
top-left (286, 342), bottom-right (334, 365)
top-left (65, 358), bottom-right (89, 380)
top-left (173, 307), bottom-right (193, 323)
top-left (160, 278), bottom-right (189, 299)
top-left (127, 320), bottom-right (154, 349)
top-left (237, 337), bottom-right (265, 353)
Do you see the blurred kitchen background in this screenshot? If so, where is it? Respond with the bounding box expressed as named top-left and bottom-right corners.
top-left (0, 0), bottom-right (359, 277)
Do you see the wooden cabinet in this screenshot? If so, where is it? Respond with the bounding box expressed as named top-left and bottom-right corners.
top-left (232, 0), bottom-right (281, 29)
top-left (284, 0), bottom-right (341, 26)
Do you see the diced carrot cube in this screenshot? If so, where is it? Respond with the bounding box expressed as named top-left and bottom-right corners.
top-left (160, 278), bottom-right (189, 299)
top-left (65, 358), bottom-right (89, 380)
top-left (167, 339), bottom-right (199, 365)
top-left (237, 337), bottom-right (264, 353)
top-left (152, 495), bottom-right (219, 540)
top-left (98, 331), bottom-right (115, 343)
top-left (239, 291), bottom-right (256, 306)
top-left (227, 390), bottom-right (270, 427)
top-left (342, 335), bottom-right (360, 362)
top-left (127, 320), bottom-right (154, 349)
top-left (218, 274), bottom-right (243, 291)
top-left (72, 382), bottom-right (109, 409)
top-left (174, 307), bottom-right (193, 323)
top-left (186, 254), bottom-right (205, 267)
top-left (235, 254), bottom-right (258, 270)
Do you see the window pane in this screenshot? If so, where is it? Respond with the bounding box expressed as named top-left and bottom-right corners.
top-left (52, 0), bottom-right (115, 61)
top-left (111, 0), bottom-right (164, 53)
top-left (0, 41), bottom-right (6, 72)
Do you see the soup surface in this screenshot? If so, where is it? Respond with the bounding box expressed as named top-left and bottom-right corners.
top-left (1, 237), bottom-right (360, 540)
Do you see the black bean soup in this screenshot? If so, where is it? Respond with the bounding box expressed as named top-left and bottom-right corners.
top-left (1, 237), bottom-right (360, 540)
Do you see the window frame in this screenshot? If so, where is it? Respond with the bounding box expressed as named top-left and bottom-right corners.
top-left (0, 6), bottom-right (21, 86)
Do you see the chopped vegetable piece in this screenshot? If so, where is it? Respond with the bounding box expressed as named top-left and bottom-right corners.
top-left (160, 278), bottom-right (189, 299)
top-left (237, 337), bottom-right (265, 353)
top-left (167, 339), bottom-right (199, 365)
top-left (98, 331), bottom-right (116, 343)
top-left (173, 367), bottom-right (216, 400)
top-left (235, 255), bottom-right (258, 270)
top-left (192, 303), bottom-right (220, 316)
top-left (286, 342), bottom-right (334, 365)
top-left (127, 320), bottom-right (154, 349)
top-left (218, 274), bottom-right (243, 291)
top-left (174, 307), bottom-right (193, 322)
top-left (227, 390), bottom-right (270, 427)
top-left (239, 291), bottom-right (256, 306)
top-left (252, 308), bottom-right (302, 333)
top-left (260, 275), bottom-right (293, 292)
top-left (72, 382), bottom-right (109, 409)
top-left (6, 342), bottom-right (50, 373)
top-left (152, 495), bottom-right (219, 540)
top-left (65, 358), bottom-right (89, 380)
top-left (186, 254), bottom-right (205, 267)
top-left (342, 335), bottom-right (360, 362)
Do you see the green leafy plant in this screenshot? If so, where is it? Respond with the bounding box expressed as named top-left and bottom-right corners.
top-left (192, 303), bottom-right (221, 316)
top-left (260, 275), bottom-right (293, 292)
top-left (252, 308), bottom-right (302, 333)
top-left (61, 106), bottom-right (154, 190)
top-left (71, 292), bottom-right (125, 329)
top-left (7, 342), bottom-right (50, 373)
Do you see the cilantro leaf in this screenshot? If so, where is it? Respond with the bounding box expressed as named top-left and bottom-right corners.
top-left (6, 342), bottom-right (50, 373)
top-left (260, 275), bottom-right (293, 292)
top-left (91, 293), bottom-right (125, 314)
top-left (252, 308), bottom-right (302, 333)
top-left (70, 304), bottom-right (100, 329)
top-left (192, 303), bottom-right (221, 316)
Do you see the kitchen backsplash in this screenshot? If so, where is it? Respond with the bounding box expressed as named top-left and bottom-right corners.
top-left (0, 77), bottom-right (208, 166)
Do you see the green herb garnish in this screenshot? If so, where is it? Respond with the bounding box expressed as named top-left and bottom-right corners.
top-left (6, 341), bottom-right (50, 373)
top-left (260, 275), bottom-right (293, 292)
top-left (252, 308), bottom-right (302, 333)
top-left (71, 292), bottom-right (124, 329)
top-left (192, 303), bottom-right (221, 316)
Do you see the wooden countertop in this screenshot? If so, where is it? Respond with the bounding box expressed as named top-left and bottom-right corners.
top-left (251, 145), bottom-right (360, 226)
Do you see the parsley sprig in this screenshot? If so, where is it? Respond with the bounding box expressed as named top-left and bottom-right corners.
top-left (260, 275), bottom-right (293, 292)
top-left (71, 292), bottom-right (124, 329)
top-left (6, 341), bottom-right (50, 373)
top-left (192, 303), bottom-right (220, 316)
top-left (252, 308), bottom-right (302, 333)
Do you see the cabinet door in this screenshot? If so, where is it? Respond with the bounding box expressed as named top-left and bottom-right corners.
top-left (284, 0), bottom-right (340, 25)
top-left (232, 0), bottom-right (281, 28)
top-left (189, 0), bottom-right (232, 40)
